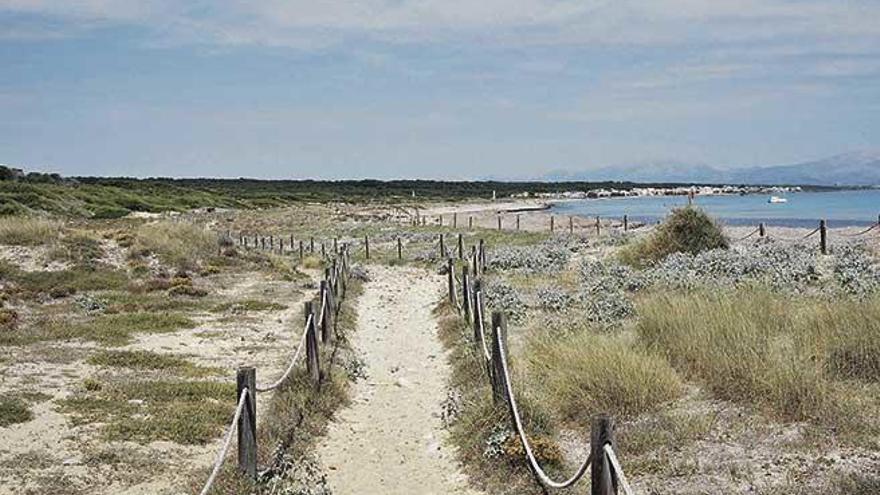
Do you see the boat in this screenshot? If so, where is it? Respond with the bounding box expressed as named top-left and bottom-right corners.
top-left (768, 196), bottom-right (788, 204)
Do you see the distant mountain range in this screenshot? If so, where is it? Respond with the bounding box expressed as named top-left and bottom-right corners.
top-left (543, 150), bottom-right (880, 186)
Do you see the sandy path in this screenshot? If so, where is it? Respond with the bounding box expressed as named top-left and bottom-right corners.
top-left (317, 265), bottom-right (481, 495)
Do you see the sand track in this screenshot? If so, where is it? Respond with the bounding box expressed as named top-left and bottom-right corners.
top-left (317, 265), bottom-right (481, 495)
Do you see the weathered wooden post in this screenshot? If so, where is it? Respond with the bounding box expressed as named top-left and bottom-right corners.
top-left (457, 233), bottom-right (464, 260)
top-left (550, 216), bottom-right (555, 233)
top-left (364, 235), bottom-right (370, 260)
top-left (623, 215), bottom-right (628, 232)
top-left (516, 214), bottom-right (521, 231)
top-left (279, 239), bottom-right (284, 254)
top-left (759, 222), bottom-right (766, 237)
top-left (472, 248), bottom-right (479, 277)
top-left (321, 242), bottom-right (326, 258)
top-left (453, 213), bottom-right (458, 228)
top-left (478, 239), bottom-right (486, 272)
top-left (269, 235), bottom-right (274, 249)
top-left (439, 233), bottom-right (446, 258)
top-left (244, 237), bottom-right (249, 249)
top-left (299, 240), bottom-right (304, 260)
top-left (490, 312), bottom-right (509, 405)
top-left (236, 367), bottom-right (257, 480)
top-left (310, 237), bottom-right (315, 253)
top-left (462, 272), bottom-right (471, 320)
top-left (591, 415), bottom-right (617, 495)
top-left (320, 281), bottom-right (331, 344)
top-left (305, 302), bottom-right (320, 386)
top-left (596, 216), bottom-right (601, 236)
top-left (569, 216), bottom-right (574, 234)
top-left (397, 237), bottom-right (403, 260)
top-left (469, 216), bottom-right (473, 229)
top-left (438, 215), bottom-right (443, 227)
top-left (472, 280), bottom-right (484, 347)
top-left (447, 258), bottom-right (456, 305)
top-left (497, 216), bottom-right (502, 231)
top-left (334, 237), bottom-right (338, 254)
top-left (820, 219), bottom-right (827, 255)
top-left (290, 234), bottom-right (294, 247)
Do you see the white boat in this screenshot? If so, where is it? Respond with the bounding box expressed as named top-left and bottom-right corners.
top-left (768, 196), bottom-right (788, 204)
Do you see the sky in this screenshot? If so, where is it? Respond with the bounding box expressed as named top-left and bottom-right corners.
top-left (0, 1), bottom-right (878, 179)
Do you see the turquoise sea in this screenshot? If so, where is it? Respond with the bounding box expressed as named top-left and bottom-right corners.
top-left (550, 189), bottom-right (880, 228)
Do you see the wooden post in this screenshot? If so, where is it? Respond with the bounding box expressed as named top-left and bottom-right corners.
top-left (236, 367), bottom-right (257, 480)
top-left (478, 239), bottom-right (486, 273)
top-left (453, 213), bottom-right (458, 228)
top-left (310, 237), bottom-right (315, 253)
top-left (490, 312), bottom-right (509, 405)
top-left (497, 216), bottom-right (502, 231)
top-left (472, 248), bottom-right (479, 277)
top-left (279, 239), bottom-right (284, 254)
top-left (623, 215), bottom-right (628, 232)
top-left (591, 415), bottom-right (617, 495)
top-left (516, 214), bottom-right (520, 231)
top-left (397, 237), bottom-right (403, 260)
top-left (440, 234), bottom-right (446, 258)
top-left (550, 216), bottom-right (555, 233)
top-left (290, 234), bottom-right (294, 247)
top-left (305, 302), bottom-right (320, 386)
top-left (596, 216), bottom-right (601, 236)
top-left (447, 258), bottom-right (456, 305)
top-left (457, 233), bottom-right (464, 260)
top-left (321, 242), bottom-right (326, 258)
top-left (468, 216), bottom-right (473, 229)
top-left (269, 235), bottom-right (274, 249)
top-left (820, 219), bottom-right (827, 255)
top-left (759, 222), bottom-right (766, 237)
top-left (320, 281), bottom-right (331, 344)
top-left (472, 280), bottom-right (484, 348)
top-left (299, 240), bottom-right (304, 260)
top-left (569, 216), bottom-right (574, 234)
top-left (439, 215), bottom-right (443, 227)
top-left (334, 237), bottom-right (338, 254)
top-left (244, 237), bottom-right (249, 249)
top-left (462, 272), bottom-right (471, 320)
top-left (364, 235), bottom-right (370, 260)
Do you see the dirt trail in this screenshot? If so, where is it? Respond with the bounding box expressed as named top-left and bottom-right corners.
top-left (317, 265), bottom-right (481, 495)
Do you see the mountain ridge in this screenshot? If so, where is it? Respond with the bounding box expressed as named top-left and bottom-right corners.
top-left (543, 150), bottom-right (880, 186)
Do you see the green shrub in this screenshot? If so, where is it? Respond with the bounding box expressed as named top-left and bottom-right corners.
top-left (619, 206), bottom-right (728, 267)
top-left (0, 397), bottom-right (33, 427)
top-left (91, 205), bottom-right (130, 219)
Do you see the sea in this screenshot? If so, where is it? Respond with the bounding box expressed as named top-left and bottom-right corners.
top-left (550, 189), bottom-right (880, 228)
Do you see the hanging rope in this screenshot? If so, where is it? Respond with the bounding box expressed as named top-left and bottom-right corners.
top-left (198, 388), bottom-right (249, 495)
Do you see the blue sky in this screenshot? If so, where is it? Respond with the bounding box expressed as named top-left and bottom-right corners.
top-left (0, 1), bottom-right (878, 179)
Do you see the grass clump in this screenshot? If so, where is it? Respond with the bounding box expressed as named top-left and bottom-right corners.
top-left (619, 206), bottom-right (728, 267)
top-left (131, 221), bottom-right (218, 270)
top-left (0, 397), bottom-right (33, 427)
top-left (59, 380), bottom-right (235, 444)
top-left (87, 350), bottom-right (218, 377)
top-left (0, 312), bottom-right (198, 346)
top-left (0, 216), bottom-right (60, 246)
top-left (524, 331), bottom-right (683, 421)
top-left (212, 299), bottom-right (286, 313)
top-left (636, 289), bottom-right (880, 436)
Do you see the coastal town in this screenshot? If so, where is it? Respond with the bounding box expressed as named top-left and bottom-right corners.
top-left (515, 184), bottom-right (804, 200)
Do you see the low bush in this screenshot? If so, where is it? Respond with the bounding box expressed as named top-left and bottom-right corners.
top-left (619, 207), bottom-right (727, 267)
top-left (0, 397), bottom-right (32, 427)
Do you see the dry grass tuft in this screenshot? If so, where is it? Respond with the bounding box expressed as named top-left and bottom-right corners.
top-left (637, 289), bottom-right (880, 437)
top-left (0, 216), bottom-right (61, 246)
top-left (131, 221), bottom-right (218, 270)
top-left (524, 331), bottom-right (683, 422)
top-left (619, 206), bottom-right (727, 267)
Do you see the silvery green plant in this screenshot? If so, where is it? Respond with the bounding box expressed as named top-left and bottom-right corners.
top-left (537, 286), bottom-right (576, 312)
top-left (487, 242), bottom-right (570, 273)
top-left (484, 279), bottom-right (526, 322)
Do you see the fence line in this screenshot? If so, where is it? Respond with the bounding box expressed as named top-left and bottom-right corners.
top-left (449, 242), bottom-right (634, 494)
top-left (195, 244), bottom-right (352, 493)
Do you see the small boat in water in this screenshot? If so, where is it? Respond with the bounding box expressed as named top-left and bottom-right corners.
top-left (768, 196), bottom-right (788, 204)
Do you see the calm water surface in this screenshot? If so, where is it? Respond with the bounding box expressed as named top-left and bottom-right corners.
top-left (551, 189), bottom-right (880, 228)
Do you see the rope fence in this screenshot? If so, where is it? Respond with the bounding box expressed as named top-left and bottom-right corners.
top-left (196, 244), bottom-right (352, 493)
top-left (446, 240), bottom-right (636, 494)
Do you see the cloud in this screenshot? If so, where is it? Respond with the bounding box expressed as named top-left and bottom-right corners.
top-left (2, 0), bottom-right (879, 51)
